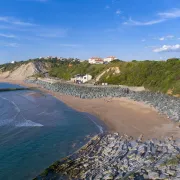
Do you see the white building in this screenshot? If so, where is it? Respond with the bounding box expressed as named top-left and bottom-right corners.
top-left (104, 56), bottom-right (117, 63)
top-left (71, 74), bottom-right (92, 84)
top-left (88, 57), bottom-right (104, 64)
top-left (11, 61), bottom-right (16, 64)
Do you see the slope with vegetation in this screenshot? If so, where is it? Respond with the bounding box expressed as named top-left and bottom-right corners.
top-left (99, 59), bottom-right (180, 95)
top-left (48, 58), bottom-right (180, 95)
top-left (0, 58), bottom-right (179, 95)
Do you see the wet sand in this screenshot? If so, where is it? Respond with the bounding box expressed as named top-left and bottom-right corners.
top-left (0, 78), bottom-right (180, 140)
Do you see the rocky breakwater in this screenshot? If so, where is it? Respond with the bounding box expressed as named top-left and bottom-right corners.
top-left (35, 133), bottom-right (180, 180)
top-left (26, 79), bottom-right (180, 122)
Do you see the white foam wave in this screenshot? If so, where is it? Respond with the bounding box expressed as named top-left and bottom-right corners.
top-left (93, 121), bottom-right (104, 133)
top-left (0, 96), bottom-right (43, 127)
top-left (85, 114), bottom-right (104, 133)
top-left (15, 120), bottom-right (43, 127)
top-left (37, 110), bottom-right (58, 116)
top-left (0, 119), bottom-right (14, 126)
top-left (0, 96), bottom-right (20, 112)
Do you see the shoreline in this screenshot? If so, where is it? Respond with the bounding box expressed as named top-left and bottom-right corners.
top-left (0, 78), bottom-right (180, 140)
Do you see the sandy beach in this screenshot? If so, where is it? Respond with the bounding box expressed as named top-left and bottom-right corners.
top-left (0, 78), bottom-right (180, 140)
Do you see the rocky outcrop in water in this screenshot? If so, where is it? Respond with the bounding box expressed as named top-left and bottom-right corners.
top-left (35, 133), bottom-right (180, 180)
top-left (26, 79), bottom-right (180, 122)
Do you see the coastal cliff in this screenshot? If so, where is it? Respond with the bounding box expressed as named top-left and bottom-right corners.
top-left (0, 61), bottom-right (48, 80)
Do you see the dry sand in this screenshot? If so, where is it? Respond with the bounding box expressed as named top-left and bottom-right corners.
top-left (0, 78), bottom-right (180, 140)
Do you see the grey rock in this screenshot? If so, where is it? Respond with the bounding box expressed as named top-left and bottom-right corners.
top-left (103, 173), bottom-right (114, 180)
top-left (159, 173), bottom-right (167, 179)
top-left (148, 171), bottom-right (160, 179)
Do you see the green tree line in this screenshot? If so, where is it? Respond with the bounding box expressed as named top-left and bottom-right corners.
top-left (99, 59), bottom-right (180, 94)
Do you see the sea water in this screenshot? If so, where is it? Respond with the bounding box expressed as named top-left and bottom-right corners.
top-left (0, 83), bottom-right (103, 180)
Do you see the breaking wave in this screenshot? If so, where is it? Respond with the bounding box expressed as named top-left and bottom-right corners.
top-left (84, 113), bottom-right (104, 133)
top-left (0, 118), bottom-right (14, 126)
top-left (0, 96), bottom-right (43, 127)
top-left (15, 120), bottom-right (43, 127)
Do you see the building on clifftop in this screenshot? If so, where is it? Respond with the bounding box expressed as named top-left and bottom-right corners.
top-left (88, 57), bottom-right (104, 64)
top-left (104, 56), bottom-right (117, 63)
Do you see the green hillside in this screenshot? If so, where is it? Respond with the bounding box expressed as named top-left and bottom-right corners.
top-left (49, 61), bottom-right (107, 80)
top-left (99, 59), bottom-right (180, 95)
top-left (48, 58), bottom-right (180, 95)
top-left (0, 58), bottom-right (179, 95)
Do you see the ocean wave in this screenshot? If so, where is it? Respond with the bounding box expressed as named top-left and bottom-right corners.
top-left (15, 120), bottom-right (43, 127)
top-left (37, 110), bottom-right (59, 116)
top-left (92, 121), bottom-right (103, 133)
top-left (85, 113), bottom-right (104, 133)
top-left (0, 96), bottom-right (43, 127)
top-left (0, 119), bottom-right (14, 126)
top-left (0, 96), bottom-right (20, 113)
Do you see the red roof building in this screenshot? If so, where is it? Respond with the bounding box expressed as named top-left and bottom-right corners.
top-left (88, 57), bottom-right (104, 64)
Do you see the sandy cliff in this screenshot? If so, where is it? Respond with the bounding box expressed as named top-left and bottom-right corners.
top-left (0, 61), bottom-right (47, 80)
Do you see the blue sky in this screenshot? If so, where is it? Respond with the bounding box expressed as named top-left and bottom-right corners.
top-left (0, 0), bottom-right (180, 63)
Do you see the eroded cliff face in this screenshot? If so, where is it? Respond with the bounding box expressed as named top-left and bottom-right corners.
top-left (0, 62), bottom-right (48, 80)
top-left (95, 66), bottom-right (120, 82)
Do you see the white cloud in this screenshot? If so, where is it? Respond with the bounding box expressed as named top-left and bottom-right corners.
top-left (105, 5), bottom-right (110, 9)
top-left (13, 21), bottom-right (35, 26)
top-left (158, 35), bottom-right (174, 41)
top-left (0, 16), bottom-right (35, 26)
top-left (0, 33), bottom-right (17, 38)
top-left (124, 8), bottom-right (180, 26)
top-left (166, 35), bottom-right (174, 38)
top-left (141, 39), bottom-right (146, 42)
top-left (158, 9), bottom-right (180, 19)
top-left (5, 43), bottom-right (19, 47)
top-left (123, 17), bottom-right (165, 26)
top-left (0, 17), bottom-right (8, 22)
top-left (153, 44), bottom-right (180, 52)
top-left (0, 23), bottom-right (68, 40)
top-left (116, 10), bottom-right (121, 15)
top-left (159, 37), bottom-right (165, 41)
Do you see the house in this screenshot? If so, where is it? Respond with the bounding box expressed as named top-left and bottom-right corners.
top-left (11, 61), bottom-right (16, 64)
top-left (104, 56), bottom-right (117, 63)
top-left (71, 74), bottom-right (92, 84)
top-left (88, 57), bottom-right (104, 64)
